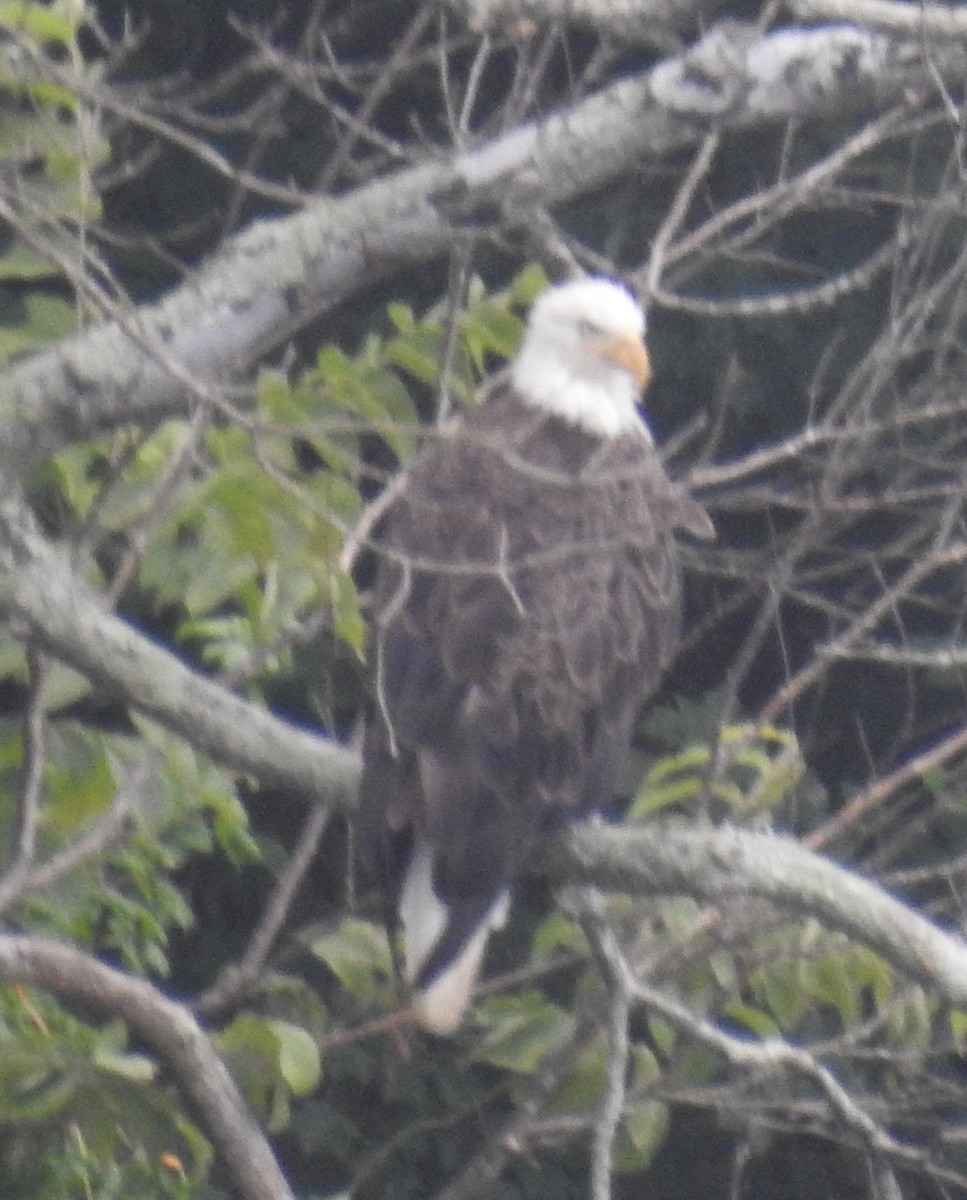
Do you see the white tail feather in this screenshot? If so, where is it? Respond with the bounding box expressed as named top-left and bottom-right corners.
top-left (399, 843), bottom-right (509, 1034)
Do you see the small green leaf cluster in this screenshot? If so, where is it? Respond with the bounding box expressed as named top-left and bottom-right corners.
top-left (0, 985), bottom-right (209, 1200)
top-left (309, 915), bottom-right (395, 1013)
top-left (0, 708), bottom-right (253, 1191)
top-left (0, 0), bottom-right (110, 363)
top-left (218, 1012), bottom-right (322, 1132)
top-left (632, 718), bottom-right (804, 822)
top-left (442, 858), bottom-right (933, 1183)
top-left (0, 710), bottom-right (256, 972)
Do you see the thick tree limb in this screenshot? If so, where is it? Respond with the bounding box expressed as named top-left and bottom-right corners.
top-left (0, 935), bottom-right (296, 1200)
top-left (791, 0), bottom-right (967, 35)
top-left (451, 0), bottom-right (725, 39)
top-left (553, 822), bottom-right (967, 1003)
top-left (0, 499), bottom-right (357, 806)
top-left (1, 25), bottom-right (964, 488)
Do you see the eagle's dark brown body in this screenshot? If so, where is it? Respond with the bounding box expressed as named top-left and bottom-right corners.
top-left (358, 383), bottom-right (710, 1020)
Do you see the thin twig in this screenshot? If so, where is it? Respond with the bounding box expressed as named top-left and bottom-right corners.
top-left (0, 756), bottom-right (155, 915)
top-left (578, 895), bottom-right (633, 1200)
top-left (640, 130), bottom-right (720, 301)
top-left (436, 243), bottom-right (474, 424)
top-left (15, 645), bottom-right (48, 870)
top-left (195, 801), bottom-right (335, 1015)
top-left (629, 974), bottom-right (908, 1183)
top-left (318, 1), bottom-right (435, 189)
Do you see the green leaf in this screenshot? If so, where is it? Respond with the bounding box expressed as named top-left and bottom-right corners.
top-left (43, 725), bottom-right (116, 837)
top-left (92, 1045), bottom-right (156, 1084)
top-left (615, 1099), bottom-right (669, 1174)
top-left (813, 951), bottom-right (860, 1025)
top-left (460, 306), bottom-right (522, 368)
top-left (755, 955), bottom-right (807, 1029)
top-left (386, 301), bottom-right (416, 332)
top-left (385, 326), bottom-right (444, 384)
top-left (510, 263), bottom-right (550, 304)
top-left (950, 1009), bottom-right (967, 1044)
top-left (0, 294), bottom-right (78, 364)
top-left (630, 722), bottom-right (803, 821)
top-left (330, 570), bottom-right (366, 655)
top-left (219, 1013), bottom-right (320, 1132)
top-left (22, 292), bottom-right (77, 340)
top-left (309, 918), bottom-right (392, 999)
top-left (855, 944), bottom-right (895, 1011)
top-left (707, 949), bottom-right (738, 992)
top-left (0, 0), bottom-right (79, 45)
top-left (547, 1038), bottom-right (606, 1110)
top-left (48, 441), bottom-right (102, 517)
top-left (257, 367), bottom-right (305, 424)
top-left (632, 1044), bottom-right (662, 1086)
top-left (647, 1017), bottom-right (676, 1058)
top-left (531, 909), bottom-right (586, 959)
top-left (471, 992), bottom-right (570, 1074)
top-left (726, 1001), bottom-right (780, 1039)
top-left (268, 1020), bottom-right (321, 1096)
top-left (0, 238), bottom-right (61, 281)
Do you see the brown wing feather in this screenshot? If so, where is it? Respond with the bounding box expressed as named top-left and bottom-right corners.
top-left (357, 385), bottom-right (708, 992)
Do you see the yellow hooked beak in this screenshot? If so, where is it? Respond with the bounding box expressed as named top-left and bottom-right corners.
top-left (589, 329), bottom-right (651, 392)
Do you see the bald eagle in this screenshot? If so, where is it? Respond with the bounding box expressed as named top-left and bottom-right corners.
top-left (358, 278), bottom-right (712, 1034)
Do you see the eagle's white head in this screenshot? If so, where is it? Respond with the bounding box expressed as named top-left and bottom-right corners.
top-left (511, 277), bottom-right (650, 438)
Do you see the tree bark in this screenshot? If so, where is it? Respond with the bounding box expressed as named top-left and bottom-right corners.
top-left (2, 25), bottom-right (963, 487)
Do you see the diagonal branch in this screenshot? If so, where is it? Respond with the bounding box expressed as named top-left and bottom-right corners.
top-left (0, 935), bottom-right (296, 1200)
top-left (0, 497), bottom-right (358, 807)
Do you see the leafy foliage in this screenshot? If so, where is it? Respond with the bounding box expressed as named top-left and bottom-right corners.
top-left (0, 985), bottom-right (209, 1200)
top-left (0, 0), bottom-right (108, 363)
top-left (632, 715), bottom-right (804, 822)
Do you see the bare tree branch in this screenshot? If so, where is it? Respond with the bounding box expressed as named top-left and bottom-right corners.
top-left (194, 800), bottom-right (336, 1015)
top-left (579, 895), bottom-right (633, 1200)
top-left (628, 972), bottom-right (906, 1195)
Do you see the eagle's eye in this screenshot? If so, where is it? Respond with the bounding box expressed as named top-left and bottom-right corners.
top-left (575, 317), bottom-right (601, 338)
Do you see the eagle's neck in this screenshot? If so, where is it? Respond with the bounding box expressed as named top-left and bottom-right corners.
top-left (510, 345), bottom-right (649, 440)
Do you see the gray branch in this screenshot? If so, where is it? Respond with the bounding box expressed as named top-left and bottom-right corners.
top-left (790, 0), bottom-right (967, 35)
top-left (2, 24), bottom-right (964, 488)
top-left (450, 0), bottom-right (725, 40)
top-left (0, 498), bottom-right (358, 807)
top-left (553, 821), bottom-right (967, 1003)
top-left (0, 935), bottom-right (296, 1200)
